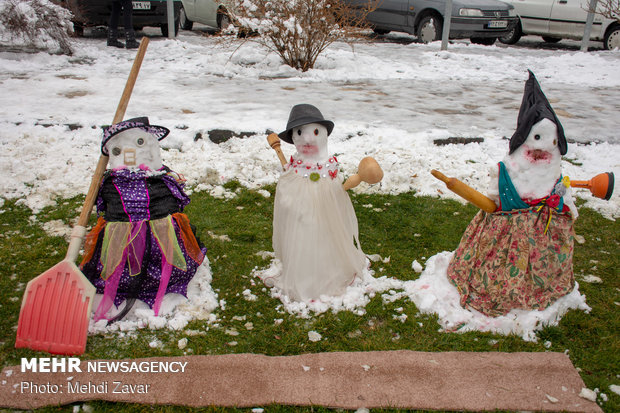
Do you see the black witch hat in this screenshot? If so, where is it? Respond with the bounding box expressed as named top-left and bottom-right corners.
top-left (509, 70), bottom-right (567, 155)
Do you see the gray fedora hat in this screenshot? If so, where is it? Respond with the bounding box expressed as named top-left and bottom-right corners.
top-left (278, 104), bottom-right (334, 144)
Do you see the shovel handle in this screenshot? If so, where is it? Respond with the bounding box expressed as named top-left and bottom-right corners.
top-left (75, 38), bottom-right (149, 229)
top-left (65, 38), bottom-right (149, 263)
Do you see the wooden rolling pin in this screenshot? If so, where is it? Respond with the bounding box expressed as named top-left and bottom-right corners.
top-left (267, 133), bottom-right (287, 170)
top-left (431, 169), bottom-right (498, 213)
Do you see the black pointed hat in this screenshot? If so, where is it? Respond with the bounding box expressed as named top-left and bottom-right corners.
top-left (509, 70), bottom-right (567, 155)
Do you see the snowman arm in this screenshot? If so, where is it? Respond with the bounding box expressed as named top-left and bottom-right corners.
top-left (486, 164), bottom-right (500, 207)
top-left (563, 185), bottom-right (579, 220)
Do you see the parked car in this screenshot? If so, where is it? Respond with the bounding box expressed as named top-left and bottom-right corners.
top-left (499, 0), bottom-right (620, 50)
top-left (343, 0), bottom-right (518, 45)
top-left (53, 0), bottom-right (181, 37)
top-left (179, 0), bottom-right (234, 31)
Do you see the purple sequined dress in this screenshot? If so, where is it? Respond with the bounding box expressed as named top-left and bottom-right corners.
top-left (80, 167), bottom-right (206, 321)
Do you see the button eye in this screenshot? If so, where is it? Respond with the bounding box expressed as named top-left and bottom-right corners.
top-left (297, 129), bottom-right (302, 136)
top-left (553, 139), bottom-right (557, 145)
top-left (112, 147), bottom-right (121, 156)
top-left (534, 134), bottom-right (541, 140)
top-left (137, 137), bottom-right (145, 146)
top-left (314, 129), bottom-right (319, 136)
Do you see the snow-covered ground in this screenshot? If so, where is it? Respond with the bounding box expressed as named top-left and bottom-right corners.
top-left (1, 27), bottom-right (618, 218)
top-left (1, 26), bottom-right (618, 339)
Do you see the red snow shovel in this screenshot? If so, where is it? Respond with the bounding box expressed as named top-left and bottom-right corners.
top-left (15, 38), bottom-right (150, 355)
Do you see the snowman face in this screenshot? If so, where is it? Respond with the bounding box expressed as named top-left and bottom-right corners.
top-left (105, 128), bottom-right (163, 170)
top-left (291, 123), bottom-right (328, 164)
top-left (519, 118), bottom-right (559, 164)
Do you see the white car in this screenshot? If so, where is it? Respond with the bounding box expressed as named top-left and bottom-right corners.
top-left (179, 0), bottom-right (233, 31)
top-left (499, 0), bottom-right (620, 50)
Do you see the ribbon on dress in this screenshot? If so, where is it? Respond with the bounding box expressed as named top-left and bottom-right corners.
top-left (150, 215), bottom-right (187, 315)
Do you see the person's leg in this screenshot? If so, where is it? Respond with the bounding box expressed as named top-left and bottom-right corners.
top-left (121, 0), bottom-right (139, 49)
top-left (107, 1), bottom-right (125, 48)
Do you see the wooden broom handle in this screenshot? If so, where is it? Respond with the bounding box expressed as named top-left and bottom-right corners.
top-left (267, 133), bottom-right (288, 170)
top-left (76, 38), bottom-right (149, 228)
top-left (431, 169), bottom-right (498, 213)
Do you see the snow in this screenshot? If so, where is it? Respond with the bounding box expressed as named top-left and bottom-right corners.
top-left (88, 259), bottom-right (219, 334)
top-left (579, 387), bottom-right (598, 402)
top-left (1, 29), bottom-right (618, 219)
top-left (1, 25), bottom-right (618, 339)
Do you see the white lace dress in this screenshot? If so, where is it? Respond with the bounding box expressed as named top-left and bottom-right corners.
top-left (266, 155), bottom-right (367, 301)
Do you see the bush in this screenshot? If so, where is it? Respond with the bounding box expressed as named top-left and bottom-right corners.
top-left (0, 0), bottom-right (74, 55)
top-left (229, 0), bottom-right (377, 72)
top-left (587, 0), bottom-right (620, 23)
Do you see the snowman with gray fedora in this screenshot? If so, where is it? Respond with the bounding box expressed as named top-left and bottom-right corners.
top-left (264, 104), bottom-right (383, 301)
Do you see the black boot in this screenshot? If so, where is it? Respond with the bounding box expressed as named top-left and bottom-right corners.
top-left (125, 29), bottom-right (139, 49)
top-left (107, 29), bottom-right (125, 48)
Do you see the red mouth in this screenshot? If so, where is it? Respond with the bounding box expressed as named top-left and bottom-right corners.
top-left (525, 149), bottom-right (552, 163)
top-left (300, 145), bottom-right (319, 155)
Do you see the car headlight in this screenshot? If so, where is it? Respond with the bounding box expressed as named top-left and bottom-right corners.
top-left (459, 8), bottom-right (484, 17)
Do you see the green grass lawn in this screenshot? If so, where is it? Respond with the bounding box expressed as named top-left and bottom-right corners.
top-left (1, 184), bottom-right (618, 413)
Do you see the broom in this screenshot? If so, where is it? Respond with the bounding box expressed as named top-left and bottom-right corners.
top-left (15, 38), bottom-right (150, 356)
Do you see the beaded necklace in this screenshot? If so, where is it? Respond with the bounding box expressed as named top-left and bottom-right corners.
top-left (286, 155), bottom-right (339, 181)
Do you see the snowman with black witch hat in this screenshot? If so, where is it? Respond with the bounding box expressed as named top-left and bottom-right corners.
top-left (447, 71), bottom-right (579, 317)
top-left (262, 104), bottom-right (368, 301)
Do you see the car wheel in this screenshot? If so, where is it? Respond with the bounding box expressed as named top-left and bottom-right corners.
top-left (471, 37), bottom-right (496, 46)
top-left (417, 14), bottom-right (442, 43)
top-left (180, 6), bottom-right (193, 31)
top-left (499, 20), bottom-right (522, 44)
top-left (604, 24), bottom-right (620, 50)
top-left (217, 8), bottom-right (231, 31)
top-left (161, 17), bottom-right (180, 37)
top-left (542, 36), bottom-right (561, 43)
top-left (373, 28), bottom-right (390, 35)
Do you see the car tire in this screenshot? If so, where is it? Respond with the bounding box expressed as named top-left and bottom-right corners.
top-left (417, 14), bottom-right (442, 43)
top-left (217, 8), bottom-right (231, 31)
top-left (161, 17), bottom-right (180, 37)
top-left (499, 19), bottom-right (522, 45)
top-left (471, 37), bottom-right (496, 46)
top-left (604, 24), bottom-right (620, 50)
top-left (542, 36), bottom-right (561, 44)
top-left (180, 6), bottom-right (193, 31)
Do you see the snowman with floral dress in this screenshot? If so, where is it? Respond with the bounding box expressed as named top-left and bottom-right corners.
top-left (447, 71), bottom-right (579, 317)
top-left (263, 104), bottom-right (367, 301)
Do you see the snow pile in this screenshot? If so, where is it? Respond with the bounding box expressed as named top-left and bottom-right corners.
top-left (89, 260), bottom-right (219, 334)
top-left (254, 251), bottom-right (590, 341)
top-left (253, 258), bottom-right (405, 318)
top-left (0, 0), bottom-right (73, 54)
top-left (400, 252), bottom-right (591, 342)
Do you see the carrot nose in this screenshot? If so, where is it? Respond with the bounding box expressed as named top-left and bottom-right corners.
top-left (570, 172), bottom-right (615, 200)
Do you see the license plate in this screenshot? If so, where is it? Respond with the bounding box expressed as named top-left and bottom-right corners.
top-left (488, 20), bottom-right (508, 28)
top-left (133, 1), bottom-right (151, 10)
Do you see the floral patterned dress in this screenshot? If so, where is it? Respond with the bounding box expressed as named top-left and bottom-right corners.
top-left (446, 162), bottom-right (575, 316)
